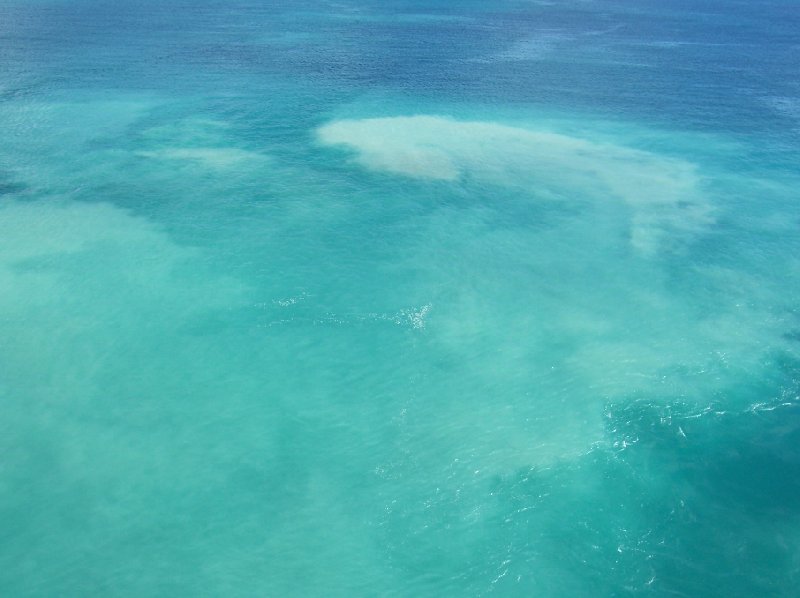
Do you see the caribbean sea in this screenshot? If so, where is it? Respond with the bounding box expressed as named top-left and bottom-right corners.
top-left (1, 0), bottom-right (799, 595)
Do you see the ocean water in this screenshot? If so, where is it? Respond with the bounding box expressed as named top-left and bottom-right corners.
top-left (1, 0), bottom-right (799, 595)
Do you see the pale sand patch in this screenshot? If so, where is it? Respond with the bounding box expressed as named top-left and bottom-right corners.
top-left (0, 199), bottom-right (246, 317)
top-left (318, 115), bottom-right (713, 253)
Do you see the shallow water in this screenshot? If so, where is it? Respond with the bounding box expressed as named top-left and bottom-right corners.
top-left (1, 0), bottom-right (799, 595)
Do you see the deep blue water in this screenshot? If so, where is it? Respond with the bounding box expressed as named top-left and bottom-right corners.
top-left (1, 0), bottom-right (800, 595)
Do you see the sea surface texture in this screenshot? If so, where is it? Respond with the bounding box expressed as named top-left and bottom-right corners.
top-left (1, 0), bottom-right (800, 595)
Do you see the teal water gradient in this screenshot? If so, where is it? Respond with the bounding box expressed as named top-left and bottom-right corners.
top-left (1, 0), bottom-right (800, 595)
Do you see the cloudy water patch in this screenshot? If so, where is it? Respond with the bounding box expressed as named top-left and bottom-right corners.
top-left (318, 115), bottom-right (713, 254)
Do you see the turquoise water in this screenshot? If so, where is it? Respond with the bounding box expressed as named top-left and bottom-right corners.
top-left (1, 0), bottom-right (800, 595)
